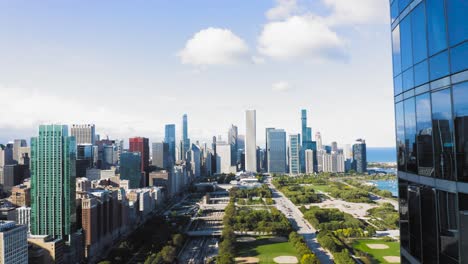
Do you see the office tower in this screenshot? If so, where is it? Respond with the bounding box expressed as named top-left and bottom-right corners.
top-left (289, 134), bottom-right (300, 175)
top-left (30, 125), bottom-right (76, 239)
top-left (267, 129), bottom-right (287, 174)
top-left (315, 132), bottom-right (322, 150)
top-left (10, 184), bottom-right (31, 207)
top-left (390, 0), bottom-right (468, 262)
top-left (352, 139), bottom-right (367, 173)
top-left (152, 142), bottom-right (169, 169)
top-left (343, 144), bottom-right (353, 160)
top-left (181, 114), bottom-right (190, 160)
top-left (0, 221), bottom-right (28, 264)
top-left (1, 164), bottom-right (26, 192)
top-left (12, 139), bottom-right (27, 164)
top-left (0, 143), bottom-right (14, 167)
top-left (129, 137), bottom-right (149, 174)
top-left (245, 110), bottom-right (257, 172)
top-left (211, 136), bottom-right (217, 173)
top-left (256, 147), bottom-right (265, 172)
top-left (305, 149), bottom-right (314, 174)
top-left (331, 141), bottom-right (338, 152)
top-left (164, 124), bottom-right (176, 165)
top-left (228, 125), bottom-right (238, 166)
top-left (301, 109), bottom-right (312, 144)
top-left (216, 142), bottom-right (232, 174)
top-left (265, 128), bottom-right (275, 172)
top-left (71, 124), bottom-right (96, 145)
top-left (119, 152), bottom-right (142, 189)
top-left (190, 144), bottom-right (201, 177)
top-left (16, 207), bottom-right (31, 233)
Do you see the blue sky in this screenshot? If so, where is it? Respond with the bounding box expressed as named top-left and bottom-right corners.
top-left (0, 0), bottom-right (395, 147)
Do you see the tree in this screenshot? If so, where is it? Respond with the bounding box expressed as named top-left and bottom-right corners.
top-left (160, 245), bottom-right (177, 263)
top-left (172, 234), bottom-right (184, 247)
top-left (301, 254), bottom-right (318, 264)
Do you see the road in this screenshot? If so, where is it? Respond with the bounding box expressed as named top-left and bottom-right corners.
top-left (267, 178), bottom-right (333, 264)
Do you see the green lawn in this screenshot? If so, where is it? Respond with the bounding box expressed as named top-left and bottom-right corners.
top-left (352, 239), bottom-right (400, 264)
top-left (310, 184), bottom-right (331, 193)
top-left (236, 237), bottom-right (300, 263)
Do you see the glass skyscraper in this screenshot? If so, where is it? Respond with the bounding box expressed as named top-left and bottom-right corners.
top-left (267, 129), bottom-right (287, 174)
top-left (164, 124), bottom-right (176, 165)
top-left (30, 125), bottom-right (76, 239)
top-left (390, 0), bottom-right (467, 263)
top-left (289, 134), bottom-right (300, 175)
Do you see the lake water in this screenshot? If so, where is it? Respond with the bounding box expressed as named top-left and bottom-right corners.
top-left (372, 179), bottom-right (398, 197)
top-left (367, 147), bottom-right (396, 163)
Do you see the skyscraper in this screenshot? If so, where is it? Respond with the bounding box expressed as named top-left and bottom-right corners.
top-left (164, 124), bottom-right (176, 165)
top-left (120, 152), bottom-right (142, 189)
top-left (31, 124), bottom-right (76, 238)
top-left (152, 142), bottom-right (169, 169)
top-left (216, 141), bottom-right (232, 174)
top-left (228, 125), bottom-right (238, 166)
top-left (0, 221), bottom-right (28, 264)
top-left (390, 0), bottom-right (468, 262)
top-left (267, 129), bottom-right (287, 174)
top-left (352, 139), bottom-right (367, 174)
top-left (129, 137), bottom-right (149, 174)
top-left (71, 124), bottom-right (96, 145)
top-left (289, 134), bottom-right (300, 175)
top-left (315, 132), bottom-right (322, 150)
top-left (12, 139), bottom-right (27, 164)
top-left (301, 109), bottom-right (312, 144)
top-left (305, 149), bottom-right (314, 174)
top-left (245, 110), bottom-right (257, 172)
top-left (181, 114), bottom-right (190, 160)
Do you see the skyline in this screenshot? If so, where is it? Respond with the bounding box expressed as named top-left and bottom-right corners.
top-left (0, 0), bottom-right (394, 147)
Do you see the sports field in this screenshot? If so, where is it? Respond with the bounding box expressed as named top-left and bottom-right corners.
top-left (236, 237), bottom-right (300, 263)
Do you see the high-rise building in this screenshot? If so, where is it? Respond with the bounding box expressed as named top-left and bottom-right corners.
top-left (305, 149), bottom-right (315, 174)
top-left (30, 125), bottom-right (76, 239)
top-left (0, 143), bottom-right (14, 167)
top-left (0, 221), bottom-right (28, 264)
top-left (119, 152), bottom-right (142, 189)
top-left (12, 139), bottom-right (27, 164)
top-left (390, 0), bottom-right (468, 262)
top-left (289, 134), bottom-right (300, 175)
top-left (71, 124), bottom-right (96, 145)
top-left (267, 129), bottom-right (287, 174)
top-left (216, 142), bottom-right (232, 174)
top-left (245, 110), bottom-right (257, 172)
top-left (129, 137), bottom-right (149, 174)
top-left (315, 132), bottom-right (323, 151)
top-left (190, 144), bottom-right (201, 178)
top-left (331, 141), bottom-right (338, 152)
top-left (164, 124), bottom-right (176, 165)
top-left (152, 142), bottom-right (169, 169)
top-left (343, 144), bottom-right (353, 160)
top-left (228, 125), bottom-right (238, 166)
top-left (181, 114), bottom-right (190, 160)
top-left (264, 128), bottom-right (275, 171)
top-left (301, 109), bottom-right (312, 144)
top-left (16, 207), bottom-right (31, 233)
top-left (352, 139), bottom-right (367, 174)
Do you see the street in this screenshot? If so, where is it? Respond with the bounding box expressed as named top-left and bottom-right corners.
top-left (267, 178), bottom-right (334, 264)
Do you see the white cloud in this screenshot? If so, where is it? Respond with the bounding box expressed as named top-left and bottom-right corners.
top-left (257, 15), bottom-right (346, 61)
top-left (322, 0), bottom-right (389, 26)
top-left (266, 0), bottom-right (298, 20)
top-left (272, 81), bottom-right (292, 92)
top-left (251, 56), bottom-right (266, 64)
top-left (178, 27), bottom-right (249, 66)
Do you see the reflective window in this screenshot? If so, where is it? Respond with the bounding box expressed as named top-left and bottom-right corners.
top-left (432, 88), bottom-right (455, 180)
top-left (450, 41), bottom-right (468, 74)
top-left (420, 187), bottom-right (438, 263)
top-left (416, 93), bottom-right (434, 176)
top-left (391, 0), bottom-right (399, 23)
top-left (427, 0), bottom-right (448, 55)
top-left (412, 2), bottom-right (428, 64)
top-left (399, 0), bottom-right (411, 13)
top-left (408, 185), bottom-right (422, 261)
top-left (438, 191), bottom-right (459, 263)
top-left (414, 60), bottom-right (429, 87)
top-left (459, 193), bottom-right (468, 263)
top-left (400, 15), bottom-right (413, 71)
top-left (399, 179), bottom-right (409, 250)
top-left (392, 26), bottom-right (402, 76)
top-left (396, 101), bottom-right (406, 171)
top-left (402, 67), bottom-right (414, 91)
top-left (404, 98), bottom-right (417, 173)
top-left (394, 74), bottom-right (403, 95)
top-left (453, 82), bottom-right (468, 182)
top-left (429, 51), bottom-right (450, 81)
top-left (446, 0), bottom-right (468, 47)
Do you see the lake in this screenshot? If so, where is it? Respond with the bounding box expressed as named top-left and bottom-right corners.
top-left (372, 179), bottom-right (398, 197)
top-left (367, 147), bottom-right (396, 163)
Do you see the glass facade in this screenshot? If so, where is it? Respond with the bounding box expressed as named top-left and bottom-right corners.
top-left (267, 129), bottom-right (287, 174)
top-left (391, 0), bottom-right (468, 263)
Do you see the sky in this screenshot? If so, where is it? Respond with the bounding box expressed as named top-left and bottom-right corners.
top-left (0, 0), bottom-right (395, 148)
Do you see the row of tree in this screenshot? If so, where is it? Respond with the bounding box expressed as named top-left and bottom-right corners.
top-left (288, 232), bottom-right (319, 264)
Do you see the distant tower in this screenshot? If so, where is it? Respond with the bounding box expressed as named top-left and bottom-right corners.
top-left (71, 124), bottom-right (96, 145)
top-left (289, 134), bottom-right (300, 175)
top-left (315, 132), bottom-right (323, 150)
top-left (181, 114), bottom-right (190, 160)
top-left (267, 129), bottom-right (287, 174)
top-left (228, 125), bottom-right (238, 166)
top-left (352, 139), bottom-right (367, 173)
top-left (129, 137), bottom-right (149, 175)
top-left (245, 110), bottom-right (257, 172)
top-left (164, 124), bottom-right (176, 165)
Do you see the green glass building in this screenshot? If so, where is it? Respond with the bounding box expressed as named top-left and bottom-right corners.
top-left (30, 125), bottom-right (76, 239)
